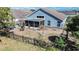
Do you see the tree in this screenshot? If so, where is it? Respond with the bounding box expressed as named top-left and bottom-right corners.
top-left (0, 7), bottom-right (13, 29)
top-left (65, 15), bottom-right (79, 40)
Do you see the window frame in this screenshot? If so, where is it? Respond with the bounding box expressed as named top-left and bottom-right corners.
top-left (57, 21), bottom-right (61, 27)
top-left (47, 20), bottom-right (51, 26)
top-left (37, 16), bottom-right (44, 18)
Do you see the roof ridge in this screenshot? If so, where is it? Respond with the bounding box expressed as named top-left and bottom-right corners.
top-left (28, 8), bottom-right (66, 20)
top-left (40, 8), bottom-right (66, 20)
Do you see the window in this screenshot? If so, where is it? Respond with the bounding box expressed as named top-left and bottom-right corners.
top-left (35, 22), bottom-right (39, 27)
top-left (37, 16), bottom-right (44, 18)
top-left (48, 21), bottom-right (51, 26)
top-left (57, 21), bottom-right (61, 27)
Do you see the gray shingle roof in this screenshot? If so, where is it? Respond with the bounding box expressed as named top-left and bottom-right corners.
top-left (59, 11), bottom-right (79, 15)
top-left (28, 8), bottom-right (66, 21)
top-left (41, 8), bottom-right (66, 20)
top-left (12, 9), bottom-right (32, 19)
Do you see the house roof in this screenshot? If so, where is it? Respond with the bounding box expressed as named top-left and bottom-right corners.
top-left (59, 11), bottom-right (79, 15)
top-left (28, 8), bottom-right (66, 21)
top-left (12, 9), bottom-right (32, 19)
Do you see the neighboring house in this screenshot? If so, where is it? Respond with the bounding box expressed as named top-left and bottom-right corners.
top-left (12, 9), bottom-right (32, 27)
top-left (12, 9), bottom-right (32, 18)
top-left (59, 11), bottom-right (79, 16)
top-left (25, 8), bottom-right (66, 28)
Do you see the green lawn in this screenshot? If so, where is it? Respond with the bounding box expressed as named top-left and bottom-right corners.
top-left (0, 37), bottom-right (45, 51)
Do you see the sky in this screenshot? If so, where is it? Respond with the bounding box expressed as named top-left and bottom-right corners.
top-left (12, 7), bottom-right (79, 11)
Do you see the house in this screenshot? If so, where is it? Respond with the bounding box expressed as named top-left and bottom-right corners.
top-left (24, 8), bottom-right (66, 29)
top-left (59, 11), bottom-right (79, 16)
top-left (12, 9), bottom-right (32, 27)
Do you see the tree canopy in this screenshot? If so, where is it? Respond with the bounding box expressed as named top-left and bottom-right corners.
top-left (66, 15), bottom-right (79, 32)
top-left (0, 7), bottom-right (14, 28)
top-left (0, 7), bottom-right (13, 22)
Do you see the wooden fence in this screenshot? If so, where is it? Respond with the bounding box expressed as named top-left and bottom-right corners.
top-left (8, 32), bottom-right (53, 48)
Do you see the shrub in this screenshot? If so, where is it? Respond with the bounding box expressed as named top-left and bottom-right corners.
top-left (73, 31), bottom-right (79, 39)
top-left (54, 37), bottom-right (67, 50)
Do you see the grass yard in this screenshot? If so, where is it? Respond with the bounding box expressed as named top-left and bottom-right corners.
top-left (0, 36), bottom-right (45, 51)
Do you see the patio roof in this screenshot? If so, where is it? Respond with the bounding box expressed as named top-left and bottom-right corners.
top-left (25, 18), bottom-right (44, 22)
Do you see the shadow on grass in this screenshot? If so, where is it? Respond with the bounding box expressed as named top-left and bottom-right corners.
top-left (48, 36), bottom-right (59, 42)
top-left (0, 31), bottom-right (8, 36)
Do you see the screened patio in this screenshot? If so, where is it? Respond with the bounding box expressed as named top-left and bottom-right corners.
top-left (25, 19), bottom-right (44, 28)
